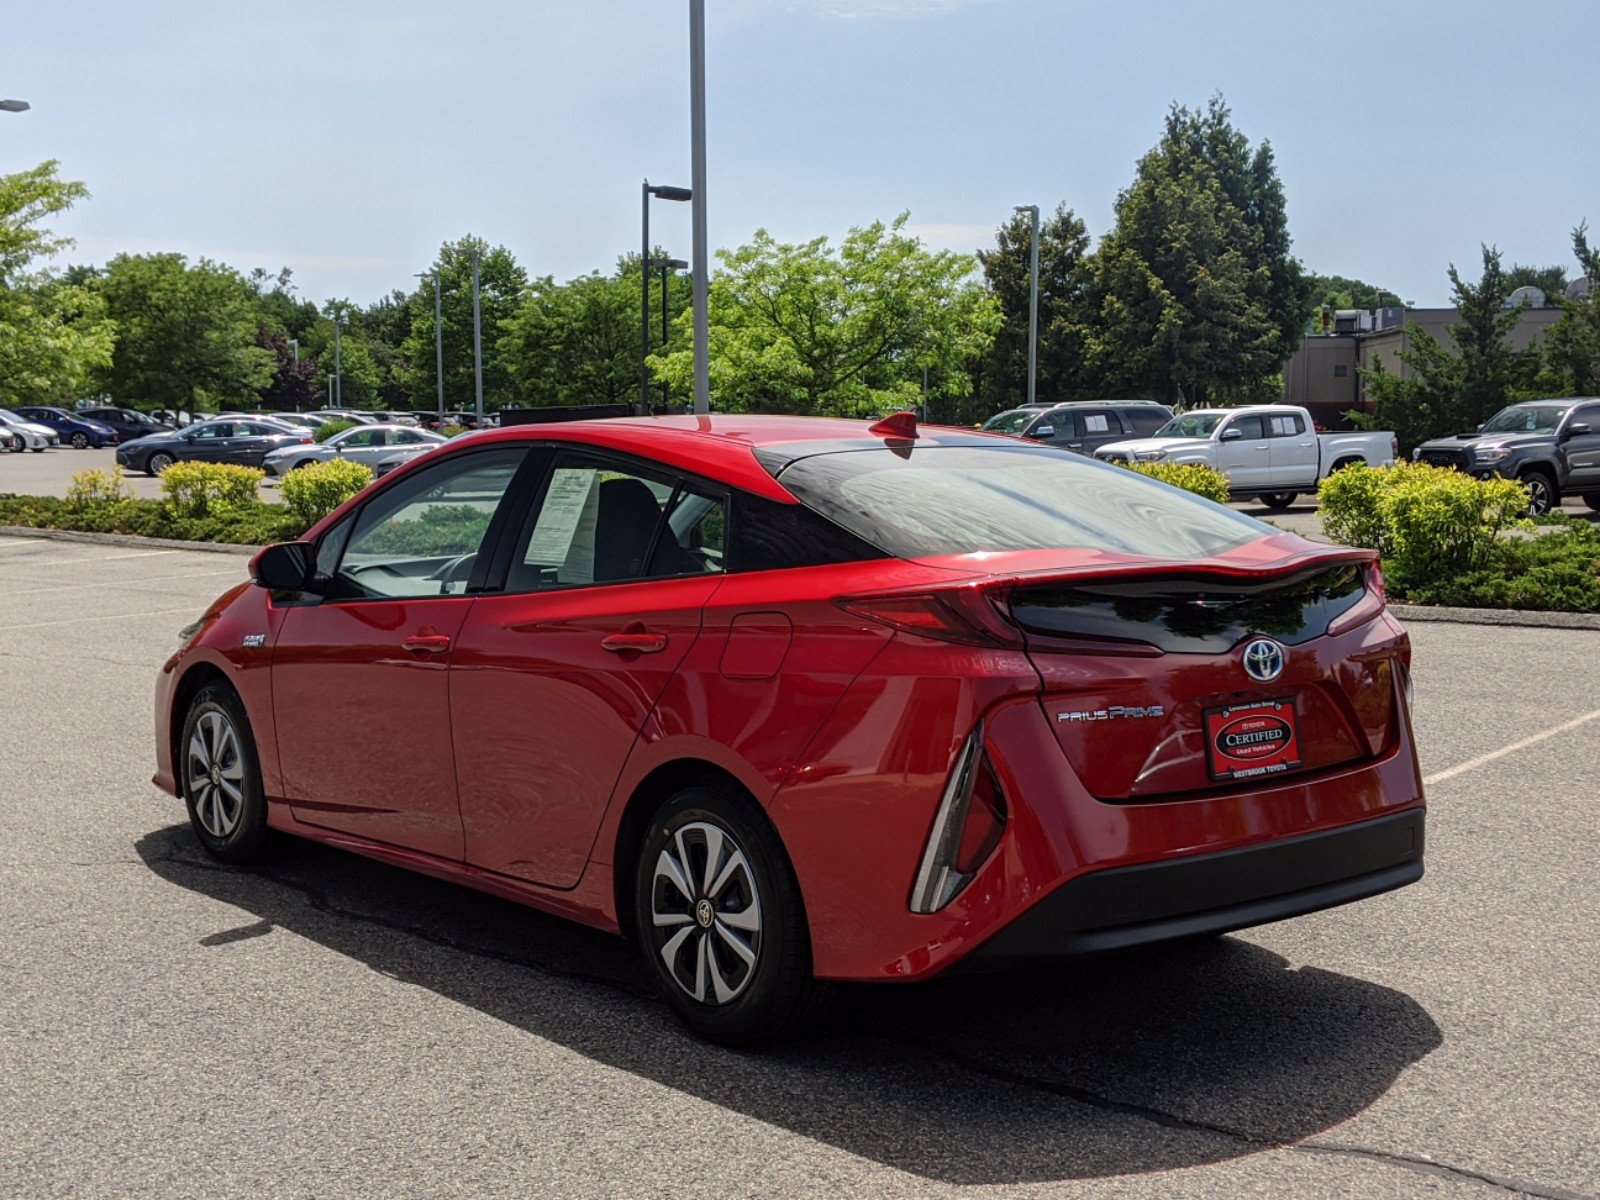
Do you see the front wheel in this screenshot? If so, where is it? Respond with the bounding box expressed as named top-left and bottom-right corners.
top-left (634, 782), bottom-right (830, 1046)
top-left (180, 683), bottom-right (272, 863)
top-left (1520, 471), bottom-right (1557, 517)
top-left (146, 451), bottom-right (175, 476)
top-left (1259, 492), bottom-right (1299, 510)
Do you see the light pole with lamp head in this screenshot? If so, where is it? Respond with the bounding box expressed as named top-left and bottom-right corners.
top-left (1014, 204), bottom-right (1040, 408)
top-left (647, 256), bottom-right (689, 410)
top-left (641, 181), bottom-right (692, 414)
top-left (689, 0), bottom-right (710, 414)
top-left (416, 270), bottom-right (444, 430)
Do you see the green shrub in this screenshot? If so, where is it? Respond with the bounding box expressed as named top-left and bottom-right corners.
top-left (441, 424), bottom-right (470, 438)
top-left (66, 466), bottom-right (133, 506)
top-left (1116, 460), bottom-right (1233, 504)
top-left (160, 462), bottom-right (265, 520)
top-left (356, 503), bottom-right (492, 557)
top-left (312, 419), bottom-right (358, 443)
top-left (0, 494), bottom-right (301, 545)
top-left (1318, 461), bottom-right (1527, 579)
top-left (279, 458), bottom-right (373, 527)
top-left (1400, 527), bottom-right (1600, 612)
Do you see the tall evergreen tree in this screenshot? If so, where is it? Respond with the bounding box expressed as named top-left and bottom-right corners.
top-left (1540, 223), bottom-right (1600, 396)
top-left (1085, 96), bottom-right (1310, 407)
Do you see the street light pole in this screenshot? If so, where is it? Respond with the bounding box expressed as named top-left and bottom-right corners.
top-left (689, 0), bottom-right (710, 415)
top-left (471, 249), bottom-right (483, 426)
top-left (649, 256), bottom-right (689, 411)
top-left (1015, 204), bottom-right (1040, 408)
top-left (332, 313), bottom-right (343, 408)
top-left (416, 270), bottom-right (445, 429)
top-left (641, 182), bottom-right (692, 415)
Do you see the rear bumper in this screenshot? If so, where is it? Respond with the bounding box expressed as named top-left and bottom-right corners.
top-left (956, 807), bottom-right (1423, 971)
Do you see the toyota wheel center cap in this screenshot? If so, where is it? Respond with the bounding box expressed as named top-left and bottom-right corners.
top-left (695, 899), bottom-right (714, 928)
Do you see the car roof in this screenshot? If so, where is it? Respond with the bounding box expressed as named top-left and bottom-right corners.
top-left (423, 414), bottom-right (1005, 504)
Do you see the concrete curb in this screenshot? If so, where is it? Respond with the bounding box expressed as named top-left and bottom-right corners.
top-left (1390, 603), bottom-right (1600, 631)
top-left (0, 526), bottom-right (259, 556)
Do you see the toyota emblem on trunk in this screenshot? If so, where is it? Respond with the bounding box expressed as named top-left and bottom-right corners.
top-left (1242, 639), bottom-right (1285, 682)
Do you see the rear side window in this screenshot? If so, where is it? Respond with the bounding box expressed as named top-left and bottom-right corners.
top-left (1267, 414), bottom-right (1305, 436)
top-left (1124, 407), bottom-right (1170, 434)
top-left (774, 445), bottom-right (1267, 560)
top-left (1078, 410), bottom-right (1114, 434)
top-left (729, 493), bottom-right (887, 572)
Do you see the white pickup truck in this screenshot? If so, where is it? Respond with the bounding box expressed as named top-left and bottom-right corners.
top-left (1094, 404), bottom-right (1397, 508)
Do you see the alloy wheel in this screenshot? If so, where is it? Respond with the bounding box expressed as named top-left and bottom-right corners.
top-left (1524, 476), bottom-right (1553, 516)
top-left (650, 820), bottom-right (763, 1005)
top-left (71, 432), bottom-right (89, 449)
top-left (186, 709), bottom-right (245, 839)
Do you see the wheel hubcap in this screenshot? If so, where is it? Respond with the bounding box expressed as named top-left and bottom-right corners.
top-left (1528, 481), bottom-right (1550, 514)
top-left (186, 709), bottom-right (244, 838)
top-left (650, 821), bottom-right (762, 1006)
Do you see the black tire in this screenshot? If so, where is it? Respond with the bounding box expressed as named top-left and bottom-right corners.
top-left (1519, 470), bottom-right (1557, 517)
top-left (291, 458), bottom-right (315, 470)
top-left (146, 451), bottom-right (175, 476)
top-left (633, 780), bottom-right (831, 1046)
top-left (1583, 494), bottom-right (1600, 513)
top-left (71, 432), bottom-right (89, 449)
top-left (30, 446), bottom-right (45, 453)
top-left (179, 683), bottom-right (272, 863)
top-left (1259, 492), bottom-right (1299, 510)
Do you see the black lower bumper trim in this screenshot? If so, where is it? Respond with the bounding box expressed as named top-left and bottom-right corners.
top-left (957, 808), bottom-right (1424, 972)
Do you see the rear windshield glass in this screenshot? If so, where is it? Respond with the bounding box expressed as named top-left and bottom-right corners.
top-left (774, 445), bottom-right (1268, 560)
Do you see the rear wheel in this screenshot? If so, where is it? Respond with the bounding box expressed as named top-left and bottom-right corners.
top-left (180, 683), bottom-right (271, 863)
top-left (1520, 470), bottom-right (1557, 517)
top-left (71, 432), bottom-right (89, 449)
top-left (146, 451), bottom-right (175, 476)
top-left (1584, 494), bottom-right (1600, 513)
top-left (1259, 492), bottom-right (1298, 510)
top-left (633, 781), bottom-right (830, 1045)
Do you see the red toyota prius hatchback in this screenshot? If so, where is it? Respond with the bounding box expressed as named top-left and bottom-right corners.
top-left (154, 413), bottom-right (1424, 1044)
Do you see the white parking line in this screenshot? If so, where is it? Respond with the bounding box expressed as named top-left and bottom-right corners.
top-left (0, 606), bottom-right (200, 632)
top-left (0, 549), bottom-right (183, 567)
top-left (1423, 708), bottom-right (1600, 787)
top-left (0, 538), bottom-right (47, 551)
top-left (0, 568), bottom-right (244, 598)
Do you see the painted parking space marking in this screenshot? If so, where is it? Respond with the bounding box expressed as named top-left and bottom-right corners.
top-left (0, 606), bottom-right (201, 633)
top-left (0, 568), bottom-right (245, 599)
top-left (1423, 708), bottom-right (1600, 787)
top-left (0, 549), bottom-right (184, 568)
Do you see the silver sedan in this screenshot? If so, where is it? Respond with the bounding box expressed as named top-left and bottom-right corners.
top-left (262, 424), bottom-right (446, 476)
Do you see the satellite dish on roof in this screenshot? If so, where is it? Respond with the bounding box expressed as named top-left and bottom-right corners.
top-left (1566, 276), bottom-right (1591, 301)
top-left (1504, 286), bottom-right (1546, 310)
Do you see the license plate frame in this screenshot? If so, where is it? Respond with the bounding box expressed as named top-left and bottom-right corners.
top-left (1204, 698), bottom-right (1302, 782)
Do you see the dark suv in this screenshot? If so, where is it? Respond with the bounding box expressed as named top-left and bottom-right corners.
top-left (982, 400), bottom-right (1173, 455)
top-left (1412, 398), bottom-right (1600, 516)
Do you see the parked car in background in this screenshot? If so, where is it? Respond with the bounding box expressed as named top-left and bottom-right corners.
top-left (372, 411), bottom-right (421, 426)
top-left (0, 425), bottom-right (21, 453)
top-left (1412, 397), bottom-right (1600, 516)
top-left (982, 401), bottom-right (1173, 456)
top-left (116, 418), bottom-right (313, 475)
top-left (372, 439), bottom-right (454, 477)
top-left (0, 409), bottom-right (61, 452)
top-left (263, 424), bottom-right (446, 475)
top-left (309, 409), bottom-right (379, 425)
top-left (14, 406), bottom-right (119, 449)
top-left (77, 406), bottom-right (176, 443)
top-left (1096, 404), bottom-right (1397, 508)
top-left (156, 412), bottom-right (1423, 1045)
top-left (420, 411), bottom-right (483, 431)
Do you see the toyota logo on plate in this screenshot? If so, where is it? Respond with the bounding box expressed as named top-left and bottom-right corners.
top-left (1241, 638), bottom-right (1285, 683)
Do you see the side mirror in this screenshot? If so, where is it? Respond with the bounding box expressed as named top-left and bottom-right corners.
top-left (1220, 427), bottom-right (1244, 441)
top-left (249, 541), bottom-right (315, 591)
top-left (1563, 422), bottom-right (1592, 439)
top-left (1029, 425), bottom-right (1056, 439)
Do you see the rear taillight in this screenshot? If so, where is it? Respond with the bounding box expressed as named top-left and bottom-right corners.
top-left (837, 586), bottom-right (1021, 648)
top-left (909, 725), bottom-right (1009, 914)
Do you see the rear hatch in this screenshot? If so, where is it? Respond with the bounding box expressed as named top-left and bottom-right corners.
top-left (1006, 556), bottom-right (1394, 801)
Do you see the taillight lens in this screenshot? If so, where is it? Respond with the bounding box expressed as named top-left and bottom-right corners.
top-left (909, 725), bottom-right (1009, 913)
top-left (837, 587), bottom-right (1021, 648)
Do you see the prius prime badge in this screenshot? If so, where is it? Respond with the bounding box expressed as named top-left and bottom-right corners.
top-left (1241, 638), bottom-right (1285, 683)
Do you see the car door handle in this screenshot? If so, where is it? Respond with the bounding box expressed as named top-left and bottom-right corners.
top-left (601, 629), bottom-right (668, 654)
top-left (401, 633), bottom-right (452, 654)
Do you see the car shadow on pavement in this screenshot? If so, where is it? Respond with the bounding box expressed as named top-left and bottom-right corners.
top-left (137, 822), bottom-right (1442, 1186)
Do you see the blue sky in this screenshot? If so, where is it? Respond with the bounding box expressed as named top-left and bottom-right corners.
top-left (7, 0), bottom-right (1596, 306)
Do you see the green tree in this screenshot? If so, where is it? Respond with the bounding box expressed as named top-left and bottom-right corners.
top-left (501, 256), bottom-right (688, 409)
top-left (398, 236), bottom-right (528, 411)
top-left (650, 214), bottom-right (998, 417)
top-left (973, 203), bottom-right (1093, 419)
top-left (0, 161), bottom-right (116, 406)
top-left (1540, 224), bottom-right (1600, 395)
top-left (1085, 97), bottom-right (1310, 407)
top-left (1360, 245), bottom-right (1542, 450)
top-left (98, 253), bottom-right (274, 413)
top-left (1503, 263), bottom-right (1568, 300)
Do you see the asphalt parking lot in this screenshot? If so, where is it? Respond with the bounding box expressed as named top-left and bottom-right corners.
top-left (1, 532), bottom-right (1597, 1199)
